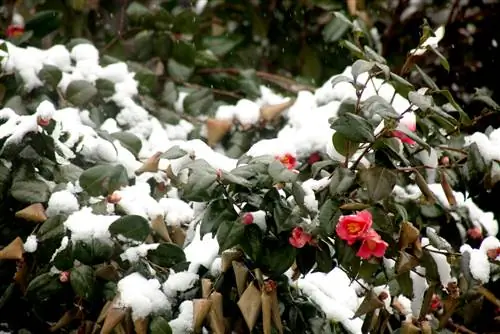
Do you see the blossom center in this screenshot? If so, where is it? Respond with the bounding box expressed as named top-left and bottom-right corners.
top-left (365, 239), bottom-right (377, 250)
top-left (346, 223), bottom-right (361, 234)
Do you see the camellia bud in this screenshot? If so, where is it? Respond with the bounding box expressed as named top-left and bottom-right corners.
top-left (242, 213), bottom-right (254, 225)
top-left (378, 291), bottom-right (389, 301)
top-left (37, 116), bottom-right (51, 127)
top-left (59, 271), bottom-right (70, 283)
top-left (263, 280), bottom-right (277, 293)
top-left (106, 192), bottom-right (122, 204)
top-left (440, 156), bottom-right (450, 166)
top-left (467, 227), bottom-right (483, 240)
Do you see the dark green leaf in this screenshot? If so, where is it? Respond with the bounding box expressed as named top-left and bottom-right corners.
top-left (10, 179), bottom-right (50, 203)
top-left (26, 273), bottom-right (62, 302)
top-left (202, 35), bottom-right (244, 57)
top-left (359, 167), bottom-right (397, 202)
top-left (329, 167), bottom-right (356, 196)
top-left (362, 96), bottom-right (400, 119)
top-left (268, 160), bottom-right (298, 183)
top-left (95, 79), bottom-right (115, 98)
top-left (149, 315), bottom-right (172, 334)
top-left (162, 145), bottom-right (188, 159)
top-left (79, 164), bottom-right (128, 197)
top-left (200, 199), bottom-right (238, 238)
top-left (183, 88), bottom-right (214, 116)
top-left (38, 65), bottom-right (62, 88)
top-left (318, 199), bottom-right (338, 235)
top-left (109, 215), bottom-right (150, 242)
top-left (25, 10), bottom-right (63, 38)
top-left (70, 265), bottom-right (95, 299)
top-left (331, 112), bottom-right (375, 143)
top-left (167, 59), bottom-right (193, 81)
top-left (73, 239), bottom-right (114, 265)
top-left (66, 80), bottom-right (98, 106)
top-left (217, 220), bottom-right (245, 251)
top-left (414, 65), bottom-right (439, 90)
top-left (351, 60), bottom-right (374, 81)
top-left (240, 224), bottom-right (263, 262)
top-left (147, 243), bottom-right (186, 268)
top-left (182, 160), bottom-right (220, 202)
top-left (110, 132), bottom-right (142, 157)
top-left (428, 45), bottom-right (449, 72)
top-left (322, 12), bottom-right (351, 42)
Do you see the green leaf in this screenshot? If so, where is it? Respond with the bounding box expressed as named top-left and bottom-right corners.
top-left (111, 132), bottom-right (142, 157)
top-left (472, 89), bottom-right (500, 111)
top-left (331, 112), bottom-right (375, 143)
top-left (408, 91), bottom-right (433, 111)
top-left (26, 273), bottom-right (62, 302)
top-left (161, 146), bottom-right (187, 160)
top-left (340, 40), bottom-right (365, 58)
top-left (167, 59), bottom-right (194, 81)
top-left (182, 160), bottom-right (220, 202)
top-left (318, 199), bottom-right (338, 235)
top-left (149, 315), bottom-right (172, 334)
top-left (171, 40), bottom-right (196, 66)
top-left (183, 88), bottom-right (214, 116)
top-left (219, 170), bottom-right (253, 188)
top-left (38, 65), bottom-right (62, 88)
top-left (351, 60), bottom-right (374, 82)
top-left (200, 199), bottom-right (238, 237)
top-left (10, 179), bottom-right (50, 203)
top-left (428, 45), bottom-right (449, 71)
top-left (292, 182), bottom-right (306, 210)
top-left (268, 160), bottom-right (298, 184)
top-left (394, 126), bottom-right (431, 152)
top-left (359, 167), bottom-right (397, 202)
top-left (66, 80), bottom-right (98, 106)
top-left (147, 243), bottom-right (186, 268)
top-left (202, 35), bottom-right (244, 57)
top-left (322, 12), bottom-right (351, 42)
top-left (217, 220), bottom-right (245, 251)
top-left (330, 75), bottom-right (354, 88)
top-left (73, 239), bottom-right (114, 265)
top-left (362, 96), bottom-right (400, 119)
top-left (162, 81), bottom-right (178, 107)
top-left (25, 10), bottom-right (63, 38)
top-left (126, 2), bottom-right (152, 23)
top-left (262, 240), bottom-right (296, 277)
top-left (332, 132), bottom-right (359, 158)
top-left (414, 65), bottom-right (439, 91)
top-left (109, 215), bottom-right (150, 242)
top-left (364, 46), bottom-right (386, 64)
top-left (52, 240), bottom-right (74, 270)
top-left (79, 164), bottom-right (128, 197)
top-left (329, 167), bottom-right (356, 196)
top-left (389, 72), bottom-right (414, 98)
top-left (434, 90), bottom-right (472, 125)
top-left (95, 79), bottom-right (116, 98)
top-left (70, 265), bottom-right (95, 299)
top-left (195, 49), bottom-right (219, 68)
top-left (240, 224), bottom-right (263, 262)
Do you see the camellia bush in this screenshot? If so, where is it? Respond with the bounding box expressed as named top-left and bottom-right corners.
top-left (2, 3), bottom-right (500, 334)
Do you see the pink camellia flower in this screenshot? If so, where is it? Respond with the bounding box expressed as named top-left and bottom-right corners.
top-left (242, 212), bottom-right (254, 225)
top-left (430, 294), bottom-right (442, 311)
top-left (289, 227), bottom-right (312, 248)
top-left (336, 210), bottom-right (373, 245)
top-left (276, 153), bottom-right (297, 170)
top-left (356, 229), bottom-right (388, 259)
top-left (391, 112), bottom-right (417, 145)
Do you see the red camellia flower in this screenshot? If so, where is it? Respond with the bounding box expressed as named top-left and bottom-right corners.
top-left (430, 294), bottom-right (442, 311)
top-left (276, 153), bottom-right (297, 170)
top-left (289, 227), bottom-right (312, 248)
top-left (6, 24), bottom-right (24, 38)
top-left (307, 152), bottom-right (321, 165)
top-left (336, 210), bottom-right (373, 245)
top-left (391, 112), bottom-right (417, 145)
top-left (356, 229), bottom-right (388, 259)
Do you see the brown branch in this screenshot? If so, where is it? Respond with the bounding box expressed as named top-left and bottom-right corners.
top-left (197, 68), bottom-right (315, 93)
top-left (446, 319), bottom-right (477, 334)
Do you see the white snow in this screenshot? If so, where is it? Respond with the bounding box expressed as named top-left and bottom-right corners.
top-left (116, 272), bottom-right (170, 320)
top-left (23, 235), bottom-right (38, 253)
